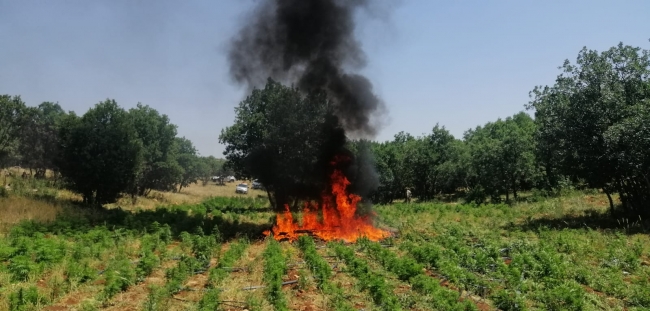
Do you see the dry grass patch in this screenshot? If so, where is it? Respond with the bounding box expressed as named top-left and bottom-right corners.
top-left (0, 196), bottom-right (62, 232)
top-left (106, 180), bottom-right (268, 211)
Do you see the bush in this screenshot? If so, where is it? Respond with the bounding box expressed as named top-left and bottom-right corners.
top-left (9, 286), bottom-right (47, 311)
top-left (492, 289), bottom-right (527, 311)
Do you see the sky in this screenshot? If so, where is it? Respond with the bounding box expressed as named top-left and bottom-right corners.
top-left (1, 0), bottom-right (649, 157)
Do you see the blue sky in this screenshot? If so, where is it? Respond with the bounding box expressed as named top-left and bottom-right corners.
top-left (1, 0), bottom-right (648, 157)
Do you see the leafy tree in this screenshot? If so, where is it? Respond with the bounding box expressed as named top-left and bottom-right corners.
top-left (57, 100), bottom-right (143, 205)
top-left (219, 78), bottom-right (345, 210)
top-left (0, 95), bottom-right (27, 166)
top-left (200, 156), bottom-right (226, 185)
top-left (410, 125), bottom-right (458, 200)
top-left (18, 102), bottom-right (66, 178)
top-left (175, 137), bottom-right (205, 192)
top-left (529, 43), bottom-right (650, 215)
top-left (436, 138), bottom-right (472, 195)
top-left (464, 112), bottom-right (537, 203)
top-left (128, 104), bottom-right (182, 196)
top-left (368, 127), bottom-right (466, 203)
top-left (368, 141), bottom-right (397, 204)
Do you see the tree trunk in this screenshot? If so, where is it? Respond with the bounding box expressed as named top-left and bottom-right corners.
top-left (266, 190), bottom-right (276, 211)
top-left (605, 190), bottom-right (615, 212)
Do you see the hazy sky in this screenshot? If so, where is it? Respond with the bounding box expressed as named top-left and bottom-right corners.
top-left (1, 0), bottom-right (648, 157)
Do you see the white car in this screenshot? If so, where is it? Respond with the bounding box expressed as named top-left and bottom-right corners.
top-left (235, 183), bottom-right (248, 194)
top-left (227, 176), bottom-right (236, 182)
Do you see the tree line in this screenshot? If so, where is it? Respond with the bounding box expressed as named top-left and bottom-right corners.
top-left (364, 43), bottom-right (650, 216)
top-left (220, 42), bottom-right (650, 217)
top-left (2, 42), bottom-right (647, 215)
top-left (0, 98), bottom-right (229, 205)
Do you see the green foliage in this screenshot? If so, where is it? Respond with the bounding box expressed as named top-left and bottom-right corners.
top-left (136, 249), bottom-right (160, 282)
top-left (129, 103), bottom-right (182, 195)
top-left (219, 78), bottom-right (343, 210)
top-left (491, 289), bottom-right (527, 311)
top-left (0, 95), bottom-right (27, 166)
top-left (464, 112), bottom-right (537, 203)
top-left (296, 236), bottom-right (368, 310)
top-left (5, 233), bottom-right (66, 281)
top-left (57, 99), bottom-right (143, 205)
top-left (174, 137), bottom-right (207, 192)
top-left (332, 242), bottom-right (403, 311)
top-left (263, 238), bottom-right (290, 311)
top-left (102, 257), bottom-right (137, 301)
top-left (297, 236), bottom-right (331, 287)
top-left (197, 288), bottom-right (221, 311)
top-left (359, 239), bottom-right (477, 311)
top-left (8, 286), bottom-right (47, 311)
top-left (142, 284), bottom-right (166, 311)
top-left (529, 42), bottom-right (650, 215)
top-left (538, 281), bottom-right (585, 311)
top-left (164, 253), bottom-right (203, 295)
top-left (207, 239), bottom-right (248, 287)
top-left (17, 102), bottom-right (66, 177)
top-left (65, 259), bottom-right (96, 286)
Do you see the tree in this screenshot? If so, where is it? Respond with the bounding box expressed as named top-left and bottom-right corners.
top-left (57, 100), bottom-right (143, 205)
top-left (219, 78), bottom-right (346, 211)
top-left (410, 125), bottom-right (458, 200)
top-left (529, 43), bottom-right (650, 215)
top-left (18, 102), bottom-right (66, 178)
top-left (0, 95), bottom-right (27, 166)
top-left (175, 137), bottom-right (205, 192)
top-left (365, 132), bottom-right (415, 204)
top-left (200, 156), bottom-right (226, 185)
top-left (464, 112), bottom-right (537, 203)
top-left (128, 104), bottom-right (182, 196)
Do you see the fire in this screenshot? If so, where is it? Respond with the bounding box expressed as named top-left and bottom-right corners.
top-left (264, 158), bottom-right (391, 243)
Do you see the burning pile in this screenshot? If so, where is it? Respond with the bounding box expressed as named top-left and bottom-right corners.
top-left (264, 157), bottom-right (391, 243)
top-left (227, 0), bottom-right (392, 242)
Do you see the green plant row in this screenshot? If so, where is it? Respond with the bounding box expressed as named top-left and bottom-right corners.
top-left (206, 238), bottom-right (249, 287)
top-left (330, 242), bottom-right (403, 311)
top-left (3, 227), bottom-right (140, 311)
top-left (296, 236), bottom-right (355, 311)
top-left (165, 228), bottom-right (219, 295)
top-left (100, 223), bottom-right (175, 304)
top-left (263, 238), bottom-right (290, 311)
top-left (402, 222), bottom-right (634, 310)
top-left (358, 239), bottom-right (478, 311)
top-left (197, 238), bottom-right (249, 311)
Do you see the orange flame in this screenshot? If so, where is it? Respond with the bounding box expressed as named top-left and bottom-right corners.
top-left (264, 158), bottom-right (391, 243)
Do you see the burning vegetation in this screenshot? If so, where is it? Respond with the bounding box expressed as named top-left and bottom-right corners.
top-left (222, 0), bottom-right (390, 242)
top-left (264, 156), bottom-right (390, 242)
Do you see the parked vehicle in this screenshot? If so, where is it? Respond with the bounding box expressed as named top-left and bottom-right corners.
top-left (227, 176), bottom-right (236, 183)
top-left (252, 180), bottom-right (264, 190)
top-left (235, 183), bottom-right (248, 194)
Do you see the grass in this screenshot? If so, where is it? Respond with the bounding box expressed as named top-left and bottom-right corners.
top-left (0, 197), bottom-right (62, 233)
top-left (1, 176), bottom-right (650, 310)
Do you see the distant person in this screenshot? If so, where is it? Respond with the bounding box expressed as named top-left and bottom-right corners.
top-left (406, 188), bottom-right (412, 203)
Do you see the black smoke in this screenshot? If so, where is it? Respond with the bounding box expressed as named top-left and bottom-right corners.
top-left (228, 0), bottom-right (386, 206)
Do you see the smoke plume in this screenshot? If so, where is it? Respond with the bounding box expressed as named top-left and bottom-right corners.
top-left (228, 0), bottom-right (384, 136)
top-left (228, 0), bottom-right (385, 204)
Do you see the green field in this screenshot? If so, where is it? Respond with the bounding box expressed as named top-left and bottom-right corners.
top-left (0, 191), bottom-right (649, 311)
